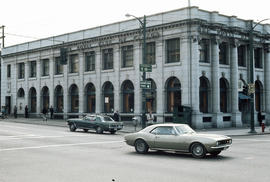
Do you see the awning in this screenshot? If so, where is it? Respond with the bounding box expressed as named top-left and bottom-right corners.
top-left (239, 92), bottom-right (250, 100)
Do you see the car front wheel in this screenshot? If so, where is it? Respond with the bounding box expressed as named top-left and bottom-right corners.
top-left (110, 130), bottom-right (116, 134)
top-left (191, 143), bottom-right (206, 158)
top-left (69, 123), bottom-right (76, 132)
top-left (96, 126), bottom-right (103, 134)
top-left (135, 139), bottom-right (149, 154)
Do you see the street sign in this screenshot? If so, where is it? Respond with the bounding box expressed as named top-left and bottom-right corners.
top-left (140, 64), bottom-right (152, 72)
top-left (140, 81), bottom-right (151, 89)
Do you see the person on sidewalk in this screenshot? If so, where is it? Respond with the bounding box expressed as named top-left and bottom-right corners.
top-left (24, 105), bottom-right (28, 118)
top-left (113, 110), bottom-right (119, 122)
top-left (49, 106), bottom-right (54, 119)
top-left (146, 110), bottom-right (154, 126)
top-left (42, 107), bottom-right (48, 121)
top-left (14, 105), bottom-right (17, 118)
top-left (258, 111), bottom-right (262, 126)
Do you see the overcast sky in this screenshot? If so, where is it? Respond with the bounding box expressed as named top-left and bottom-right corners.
top-left (1, 0), bottom-right (270, 47)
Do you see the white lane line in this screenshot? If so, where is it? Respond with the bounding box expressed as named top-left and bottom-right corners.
top-left (0, 134), bottom-right (99, 140)
top-left (233, 139), bottom-right (270, 142)
top-left (0, 140), bottom-right (125, 152)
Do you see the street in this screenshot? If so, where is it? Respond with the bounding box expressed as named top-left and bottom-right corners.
top-left (0, 121), bottom-right (270, 182)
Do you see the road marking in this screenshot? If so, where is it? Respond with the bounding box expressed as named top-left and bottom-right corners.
top-left (0, 140), bottom-right (125, 152)
top-left (233, 139), bottom-right (270, 142)
top-left (0, 134), bottom-right (103, 140)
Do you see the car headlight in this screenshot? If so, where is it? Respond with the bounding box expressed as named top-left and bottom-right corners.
top-left (216, 141), bottom-right (220, 146)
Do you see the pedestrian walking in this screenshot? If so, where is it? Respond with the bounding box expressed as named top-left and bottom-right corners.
top-left (25, 105), bottom-right (28, 118)
top-left (258, 111), bottom-right (262, 126)
top-left (146, 110), bottom-right (154, 126)
top-left (113, 110), bottom-right (120, 121)
top-left (14, 105), bottom-right (17, 118)
top-left (42, 107), bottom-right (48, 121)
top-left (49, 106), bottom-right (54, 119)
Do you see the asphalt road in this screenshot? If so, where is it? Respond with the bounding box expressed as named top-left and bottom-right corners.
top-left (0, 121), bottom-right (270, 182)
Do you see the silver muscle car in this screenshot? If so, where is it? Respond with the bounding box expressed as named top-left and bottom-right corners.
top-left (124, 123), bottom-right (232, 158)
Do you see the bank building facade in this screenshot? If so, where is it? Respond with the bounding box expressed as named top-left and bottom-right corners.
top-left (1, 6), bottom-right (270, 129)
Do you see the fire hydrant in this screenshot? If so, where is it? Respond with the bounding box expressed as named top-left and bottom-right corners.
top-left (261, 122), bottom-right (265, 132)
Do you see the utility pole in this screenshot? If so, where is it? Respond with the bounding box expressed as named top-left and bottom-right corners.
top-left (0, 25), bottom-right (5, 48)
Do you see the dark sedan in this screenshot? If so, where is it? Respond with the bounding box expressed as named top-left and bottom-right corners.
top-left (67, 115), bottom-right (123, 134)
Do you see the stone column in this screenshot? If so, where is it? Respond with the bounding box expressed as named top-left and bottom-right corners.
top-left (114, 47), bottom-right (120, 112)
top-left (211, 37), bottom-right (223, 128)
top-left (63, 63), bottom-right (68, 119)
top-left (264, 45), bottom-right (270, 125)
top-left (190, 37), bottom-right (203, 129)
top-left (78, 52), bottom-right (84, 116)
top-left (49, 56), bottom-right (54, 108)
top-left (36, 59), bottom-right (41, 115)
top-left (134, 43), bottom-right (141, 117)
top-left (95, 50), bottom-right (101, 113)
top-left (230, 41), bottom-right (242, 127)
top-left (156, 40), bottom-right (164, 123)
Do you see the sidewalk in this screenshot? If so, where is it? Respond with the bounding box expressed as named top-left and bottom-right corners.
top-left (1, 117), bottom-right (270, 136)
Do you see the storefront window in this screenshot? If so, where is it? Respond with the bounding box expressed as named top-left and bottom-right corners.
top-left (103, 82), bottom-right (114, 113)
top-left (166, 77), bottom-right (181, 113)
top-left (122, 80), bottom-right (134, 113)
top-left (70, 84), bottom-right (79, 112)
top-left (55, 85), bottom-right (63, 112)
top-left (85, 83), bottom-right (96, 113)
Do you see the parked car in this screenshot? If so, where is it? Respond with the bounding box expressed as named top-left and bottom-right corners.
top-left (124, 123), bottom-right (232, 158)
top-left (67, 115), bottom-right (123, 134)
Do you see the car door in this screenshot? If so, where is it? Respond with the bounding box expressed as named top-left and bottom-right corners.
top-left (151, 126), bottom-right (179, 150)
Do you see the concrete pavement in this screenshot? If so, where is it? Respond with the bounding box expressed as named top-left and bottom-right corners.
top-left (1, 117), bottom-right (270, 136)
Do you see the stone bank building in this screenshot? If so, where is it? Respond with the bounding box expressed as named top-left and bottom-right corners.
top-left (1, 7), bottom-right (270, 129)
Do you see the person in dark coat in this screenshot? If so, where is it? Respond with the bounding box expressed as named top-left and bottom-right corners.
top-left (49, 106), bottom-right (54, 119)
top-left (258, 111), bottom-right (262, 126)
top-left (25, 105), bottom-right (28, 118)
top-left (42, 107), bottom-right (48, 121)
top-left (14, 105), bottom-right (17, 118)
top-left (113, 111), bottom-right (119, 122)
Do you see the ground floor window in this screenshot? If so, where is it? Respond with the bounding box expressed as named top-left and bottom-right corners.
top-left (85, 83), bottom-right (96, 113)
top-left (166, 77), bottom-right (181, 113)
top-left (55, 85), bottom-right (63, 112)
top-left (29, 87), bottom-right (37, 113)
top-left (70, 84), bottom-right (79, 113)
top-left (122, 80), bottom-right (134, 113)
top-left (103, 81), bottom-right (114, 113)
top-left (41, 86), bottom-right (49, 110)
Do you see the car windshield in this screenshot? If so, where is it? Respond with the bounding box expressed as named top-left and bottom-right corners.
top-left (103, 116), bottom-right (113, 122)
top-left (175, 125), bottom-right (196, 134)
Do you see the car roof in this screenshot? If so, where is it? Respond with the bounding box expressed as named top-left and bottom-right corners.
top-left (142, 123), bottom-right (188, 132)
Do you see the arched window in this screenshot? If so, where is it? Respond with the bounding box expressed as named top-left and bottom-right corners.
top-left (69, 84), bottom-right (79, 113)
top-left (103, 82), bottom-right (114, 113)
top-left (41, 86), bottom-right (49, 110)
top-left (199, 76), bottom-right (210, 113)
top-left (122, 80), bottom-right (134, 113)
top-left (220, 78), bottom-right (229, 113)
top-left (55, 85), bottom-right (63, 112)
top-left (146, 79), bottom-right (157, 113)
top-left (85, 83), bottom-right (96, 113)
top-left (166, 77), bottom-right (181, 113)
top-left (255, 80), bottom-right (263, 112)
top-left (17, 88), bottom-right (25, 98)
top-left (29, 87), bottom-right (37, 113)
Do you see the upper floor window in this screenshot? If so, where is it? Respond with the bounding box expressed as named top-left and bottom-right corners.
top-left (238, 45), bottom-right (246, 67)
top-left (18, 63), bottom-right (25, 79)
top-left (55, 57), bottom-right (63, 75)
top-left (166, 38), bottom-right (180, 63)
top-left (122, 45), bottom-right (133, 68)
top-left (199, 39), bottom-right (209, 63)
top-left (70, 54), bottom-right (79, 73)
top-left (102, 48), bottom-right (113, 70)
top-left (7, 64), bottom-right (11, 78)
top-left (255, 48), bottom-right (263, 68)
top-left (85, 51), bottom-right (95, 72)
top-left (30, 61), bottom-right (36, 78)
top-left (42, 59), bottom-right (49, 76)
top-left (219, 42), bottom-right (228, 65)
top-left (146, 42), bottom-right (156, 65)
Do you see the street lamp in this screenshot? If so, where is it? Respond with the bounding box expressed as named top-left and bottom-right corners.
top-left (248, 18), bottom-right (270, 133)
top-left (125, 14), bottom-right (147, 129)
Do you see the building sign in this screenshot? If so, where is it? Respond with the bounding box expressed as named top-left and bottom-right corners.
top-left (76, 31), bottom-right (160, 50)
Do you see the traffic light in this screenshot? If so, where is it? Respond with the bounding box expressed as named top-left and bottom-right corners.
top-left (243, 85), bottom-right (248, 95)
top-left (60, 48), bottom-right (67, 65)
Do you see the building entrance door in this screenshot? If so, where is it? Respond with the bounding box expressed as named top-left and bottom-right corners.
top-left (5, 96), bottom-right (11, 114)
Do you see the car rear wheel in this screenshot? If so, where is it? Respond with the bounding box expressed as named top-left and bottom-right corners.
top-left (69, 123), bottom-right (76, 132)
top-left (191, 143), bottom-right (206, 158)
top-left (135, 139), bottom-right (149, 154)
top-left (210, 151), bottom-right (221, 156)
top-left (96, 126), bottom-right (103, 134)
